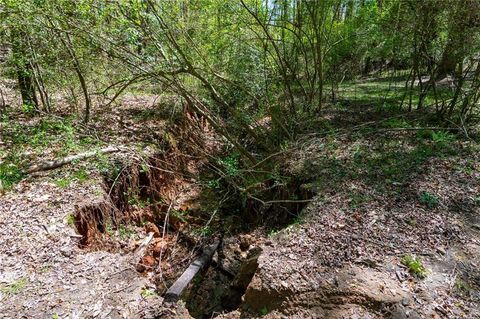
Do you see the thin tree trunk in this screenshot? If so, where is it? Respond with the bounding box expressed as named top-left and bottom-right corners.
top-left (11, 30), bottom-right (37, 109)
top-left (51, 19), bottom-right (91, 123)
top-left (63, 34), bottom-right (91, 124)
top-left (27, 36), bottom-right (51, 112)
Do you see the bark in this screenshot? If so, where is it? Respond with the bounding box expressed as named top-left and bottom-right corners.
top-left (16, 67), bottom-right (37, 108)
top-left (437, 38), bottom-right (459, 80)
top-left (11, 29), bottom-right (38, 109)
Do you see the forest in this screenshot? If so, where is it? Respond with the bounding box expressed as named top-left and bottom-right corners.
top-left (0, 0), bottom-right (479, 318)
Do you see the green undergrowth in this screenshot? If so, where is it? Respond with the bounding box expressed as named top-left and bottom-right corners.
top-left (0, 113), bottom-right (103, 190)
top-left (194, 97), bottom-right (474, 236)
top-left (284, 102), bottom-right (475, 228)
top-left (52, 167), bottom-right (91, 189)
top-left (337, 75), bottom-right (454, 112)
top-left (198, 147), bottom-right (308, 233)
top-left (418, 191), bottom-right (440, 208)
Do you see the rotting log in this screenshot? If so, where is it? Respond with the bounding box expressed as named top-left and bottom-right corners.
top-left (26, 146), bottom-right (124, 173)
top-left (164, 239), bottom-right (220, 302)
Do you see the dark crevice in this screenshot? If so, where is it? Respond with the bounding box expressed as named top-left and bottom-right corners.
top-left (185, 249), bottom-right (262, 318)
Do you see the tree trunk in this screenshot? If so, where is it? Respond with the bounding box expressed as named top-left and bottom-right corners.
top-left (50, 19), bottom-right (91, 123)
top-left (11, 30), bottom-right (37, 109)
top-left (64, 34), bottom-right (91, 124)
top-left (16, 66), bottom-right (37, 108)
top-left (436, 39), bottom-right (458, 80)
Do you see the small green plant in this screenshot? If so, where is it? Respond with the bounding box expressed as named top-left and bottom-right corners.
top-left (385, 118), bottom-right (410, 128)
top-left (193, 225), bottom-right (213, 237)
top-left (474, 197), bottom-right (480, 206)
top-left (118, 224), bottom-right (135, 240)
top-left (431, 131), bottom-right (454, 146)
top-left (401, 255), bottom-right (427, 278)
top-left (259, 306), bottom-right (268, 316)
top-left (171, 209), bottom-right (188, 223)
top-left (39, 263), bottom-right (51, 273)
top-left (22, 103), bottom-right (36, 116)
top-left (54, 177), bottom-right (71, 188)
top-left (66, 213), bottom-right (75, 226)
top-left (95, 153), bottom-right (117, 176)
top-left (140, 288), bottom-right (158, 298)
top-left (127, 191), bottom-right (151, 208)
top-left (73, 168), bottom-right (89, 183)
top-left (206, 178), bottom-right (220, 189)
top-left (419, 191), bottom-right (439, 208)
top-left (217, 153), bottom-right (240, 176)
top-left (267, 228), bottom-right (279, 237)
top-left (454, 278), bottom-right (471, 294)
top-left (416, 129), bottom-right (434, 140)
top-left (105, 221), bottom-right (114, 236)
top-left (0, 160), bottom-right (23, 190)
top-left (1, 277), bottom-right (28, 296)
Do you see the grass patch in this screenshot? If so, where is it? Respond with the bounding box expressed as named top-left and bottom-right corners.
top-left (0, 159), bottom-right (24, 190)
top-left (0, 115), bottom-right (102, 190)
top-left (337, 76), bottom-right (454, 112)
top-left (54, 177), bottom-right (71, 189)
top-left (384, 118), bottom-right (411, 128)
top-left (1, 277), bottom-right (28, 296)
top-left (73, 168), bottom-right (89, 183)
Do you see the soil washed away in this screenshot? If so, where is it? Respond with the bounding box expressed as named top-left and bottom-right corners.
top-left (71, 153), bottom-right (271, 318)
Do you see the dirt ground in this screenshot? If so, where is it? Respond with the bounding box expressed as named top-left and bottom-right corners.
top-left (217, 111), bottom-right (480, 318)
top-left (0, 172), bottom-right (152, 318)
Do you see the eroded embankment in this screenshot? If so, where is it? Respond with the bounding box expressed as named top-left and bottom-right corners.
top-left (73, 124), bottom-right (210, 293)
top-left (72, 155), bottom-right (310, 318)
top-left (70, 115), bottom-right (315, 318)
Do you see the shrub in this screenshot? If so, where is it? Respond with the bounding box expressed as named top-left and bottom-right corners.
top-left (401, 255), bottom-right (427, 278)
top-left (419, 191), bottom-right (440, 208)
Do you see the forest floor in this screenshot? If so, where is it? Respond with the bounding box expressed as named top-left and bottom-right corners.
top-left (0, 94), bottom-right (173, 318)
top-left (0, 82), bottom-right (479, 318)
top-left (223, 106), bottom-right (480, 318)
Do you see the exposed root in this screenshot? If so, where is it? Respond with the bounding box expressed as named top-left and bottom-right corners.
top-left (74, 199), bottom-right (116, 247)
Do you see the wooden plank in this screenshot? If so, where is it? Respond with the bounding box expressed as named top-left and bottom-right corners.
top-left (164, 240), bottom-right (220, 302)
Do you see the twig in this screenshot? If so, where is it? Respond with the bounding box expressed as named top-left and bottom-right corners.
top-left (108, 166), bottom-right (127, 197)
top-left (157, 201), bottom-right (174, 289)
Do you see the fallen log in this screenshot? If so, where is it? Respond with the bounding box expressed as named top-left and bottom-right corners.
top-left (164, 239), bottom-right (220, 302)
top-left (26, 145), bottom-right (124, 173)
